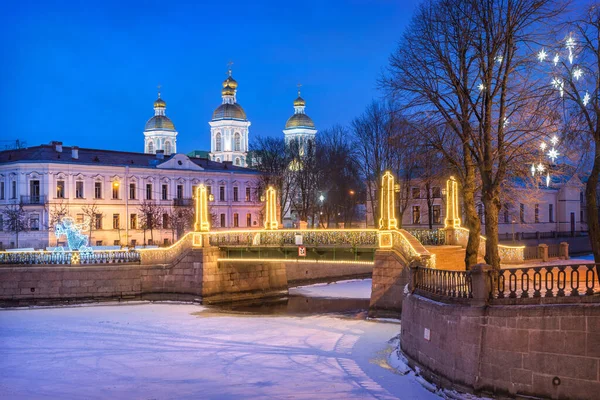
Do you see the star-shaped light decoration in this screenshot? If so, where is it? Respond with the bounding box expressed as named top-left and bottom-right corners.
top-left (553, 54), bottom-right (560, 66)
top-left (537, 49), bottom-right (548, 62)
top-left (566, 36), bottom-right (575, 64)
top-left (573, 67), bottom-right (583, 81)
top-left (478, 83), bottom-right (486, 92)
top-left (546, 173), bottom-right (551, 187)
top-left (550, 135), bottom-right (559, 146)
top-left (540, 142), bottom-right (547, 150)
top-left (551, 78), bottom-right (564, 97)
top-left (531, 164), bottom-right (536, 176)
top-left (583, 92), bottom-right (591, 106)
top-left (548, 148), bottom-right (559, 162)
top-left (496, 55), bottom-right (503, 64)
top-left (503, 117), bottom-right (509, 128)
top-left (537, 163), bottom-right (545, 173)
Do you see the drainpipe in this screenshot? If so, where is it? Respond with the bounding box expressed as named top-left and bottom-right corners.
top-left (125, 166), bottom-right (129, 246)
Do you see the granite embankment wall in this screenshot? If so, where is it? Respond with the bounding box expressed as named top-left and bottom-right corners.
top-left (368, 250), bottom-right (411, 318)
top-left (401, 294), bottom-right (600, 400)
top-left (0, 248), bottom-right (288, 306)
top-left (285, 261), bottom-right (372, 285)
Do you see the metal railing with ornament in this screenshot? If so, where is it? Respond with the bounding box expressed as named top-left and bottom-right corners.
top-left (208, 229), bottom-right (380, 248)
top-left (0, 249), bottom-right (141, 265)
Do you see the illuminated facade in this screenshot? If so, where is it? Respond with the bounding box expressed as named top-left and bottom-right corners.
top-left (0, 142), bottom-right (263, 250)
top-left (209, 70), bottom-right (250, 167)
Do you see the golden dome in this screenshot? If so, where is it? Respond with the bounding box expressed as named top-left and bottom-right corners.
top-left (293, 96), bottom-right (306, 107)
top-left (285, 113), bottom-right (315, 129)
top-left (154, 97), bottom-right (166, 108)
top-left (222, 85), bottom-right (235, 96)
top-left (212, 103), bottom-right (247, 120)
top-left (223, 75), bottom-right (238, 89)
top-left (145, 115), bottom-right (176, 131)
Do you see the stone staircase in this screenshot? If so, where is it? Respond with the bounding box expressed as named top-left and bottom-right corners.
top-left (424, 245), bottom-right (467, 271)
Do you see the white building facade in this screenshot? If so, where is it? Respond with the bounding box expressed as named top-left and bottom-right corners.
top-left (0, 143), bottom-right (263, 250)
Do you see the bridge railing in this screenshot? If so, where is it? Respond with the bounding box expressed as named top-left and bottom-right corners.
top-left (208, 229), bottom-right (379, 248)
top-left (410, 263), bottom-right (600, 305)
top-left (0, 249), bottom-right (141, 265)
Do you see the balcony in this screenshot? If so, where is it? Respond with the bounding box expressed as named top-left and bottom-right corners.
top-left (173, 198), bottom-right (193, 207)
top-left (20, 195), bottom-right (47, 205)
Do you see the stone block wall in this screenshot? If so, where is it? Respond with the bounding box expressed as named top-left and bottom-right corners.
top-left (285, 261), bottom-right (372, 285)
top-left (368, 250), bottom-right (410, 318)
top-left (401, 293), bottom-right (600, 399)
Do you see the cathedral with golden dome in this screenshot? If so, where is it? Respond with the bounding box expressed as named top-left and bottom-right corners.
top-left (143, 68), bottom-right (317, 167)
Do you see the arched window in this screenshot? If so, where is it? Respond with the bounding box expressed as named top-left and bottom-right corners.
top-left (215, 133), bottom-right (222, 152)
top-left (216, 158), bottom-right (221, 163)
top-left (147, 141), bottom-right (154, 153)
top-left (165, 141), bottom-right (172, 155)
top-left (234, 132), bottom-right (241, 152)
top-left (235, 157), bottom-right (240, 166)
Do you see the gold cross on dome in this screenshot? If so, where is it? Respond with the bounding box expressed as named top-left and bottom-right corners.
top-left (157, 84), bottom-right (161, 97)
top-left (297, 82), bottom-right (302, 96)
top-left (227, 61), bottom-right (234, 76)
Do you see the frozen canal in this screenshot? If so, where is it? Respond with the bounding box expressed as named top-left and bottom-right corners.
top-left (0, 280), bottom-right (440, 399)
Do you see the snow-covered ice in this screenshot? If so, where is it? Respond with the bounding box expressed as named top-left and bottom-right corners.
top-left (289, 278), bottom-right (373, 299)
top-left (0, 303), bottom-right (440, 399)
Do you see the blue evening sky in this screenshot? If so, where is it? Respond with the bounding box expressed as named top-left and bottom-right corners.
top-left (1, 0), bottom-right (421, 153)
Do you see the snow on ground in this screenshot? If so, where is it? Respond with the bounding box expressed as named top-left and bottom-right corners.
top-left (0, 303), bottom-right (440, 400)
top-left (289, 278), bottom-right (373, 299)
top-left (507, 253), bottom-right (595, 268)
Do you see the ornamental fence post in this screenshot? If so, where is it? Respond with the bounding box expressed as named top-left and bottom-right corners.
top-left (469, 263), bottom-right (493, 306)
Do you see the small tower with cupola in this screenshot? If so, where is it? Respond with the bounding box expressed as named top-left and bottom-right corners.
top-left (143, 87), bottom-right (178, 155)
top-left (283, 85), bottom-right (317, 156)
top-left (209, 66), bottom-right (250, 166)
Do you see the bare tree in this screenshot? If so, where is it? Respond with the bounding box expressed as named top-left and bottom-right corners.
top-left (384, 0), bottom-right (562, 268)
top-left (81, 202), bottom-right (103, 244)
top-left (3, 203), bottom-right (29, 248)
top-left (168, 205), bottom-right (194, 243)
top-left (250, 136), bottom-right (296, 226)
top-left (547, 4), bottom-right (600, 263)
top-left (139, 200), bottom-right (163, 246)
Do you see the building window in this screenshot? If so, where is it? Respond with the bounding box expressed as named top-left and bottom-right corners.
top-left (130, 214), bottom-right (138, 230)
top-left (233, 213), bottom-right (239, 227)
top-left (129, 183), bottom-right (136, 200)
top-left (412, 206), bottom-right (421, 224)
top-left (520, 203), bottom-right (525, 223)
top-left (30, 180), bottom-right (40, 202)
top-left (56, 180), bottom-right (65, 199)
top-left (162, 184), bottom-right (168, 200)
top-left (432, 205), bottom-right (441, 224)
top-left (114, 240), bottom-right (121, 246)
top-left (95, 241), bottom-right (103, 246)
top-left (504, 208), bottom-right (509, 224)
top-left (246, 213), bottom-right (251, 227)
top-left (113, 214), bottom-right (120, 230)
top-left (163, 238), bottom-right (169, 246)
top-left (234, 132), bottom-right (241, 151)
top-left (30, 214), bottom-right (40, 231)
top-left (0, 181), bottom-right (4, 200)
top-left (432, 187), bottom-right (441, 198)
top-left (112, 183), bottom-right (119, 199)
top-left (95, 214), bottom-right (103, 230)
top-left (191, 185), bottom-right (197, 198)
top-left (219, 186), bottom-right (225, 201)
top-left (245, 187), bottom-right (251, 202)
top-left (216, 133), bottom-right (222, 152)
top-left (11, 181), bottom-right (16, 199)
top-left (0, 215), bottom-right (3, 231)
top-left (165, 141), bottom-right (172, 155)
top-left (207, 186), bottom-right (212, 197)
top-left (535, 204), bottom-right (539, 223)
top-left (131, 239), bottom-right (137, 247)
top-left (233, 187), bottom-right (239, 202)
top-left (76, 213), bottom-right (84, 224)
top-left (220, 213), bottom-right (226, 227)
top-left (177, 185), bottom-right (183, 199)
top-left (235, 157), bottom-right (241, 166)
top-left (146, 184), bottom-right (152, 200)
top-left (147, 141), bottom-right (154, 153)
top-left (162, 213), bottom-right (169, 229)
top-left (549, 204), bottom-right (554, 223)
top-left (580, 191), bottom-right (584, 204)
top-left (411, 187), bottom-right (420, 199)
top-left (94, 182), bottom-right (102, 199)
top-left (76, 181), bottom-right (84, 199)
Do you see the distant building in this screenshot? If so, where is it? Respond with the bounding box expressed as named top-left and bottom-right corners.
top-left (0, 142), bottom-right (263, 250)
top-left (143, 90), bottom-right (178, 156)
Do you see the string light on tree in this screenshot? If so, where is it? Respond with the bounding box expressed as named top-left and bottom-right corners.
top-left (478, 83), bottom-right (486, 91)
top-left (553, 54), bottom-right (560, 66)
top-left (538, 48), bottom-right (548, 62)
top-left (551, 77), bottom-right (564, 97)
top-left (565, 36), bottom-right (575, 64)
top-left (573, 67), bottom-right (583, 80)
top-left (583, 92), bottom-right (591, 106)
